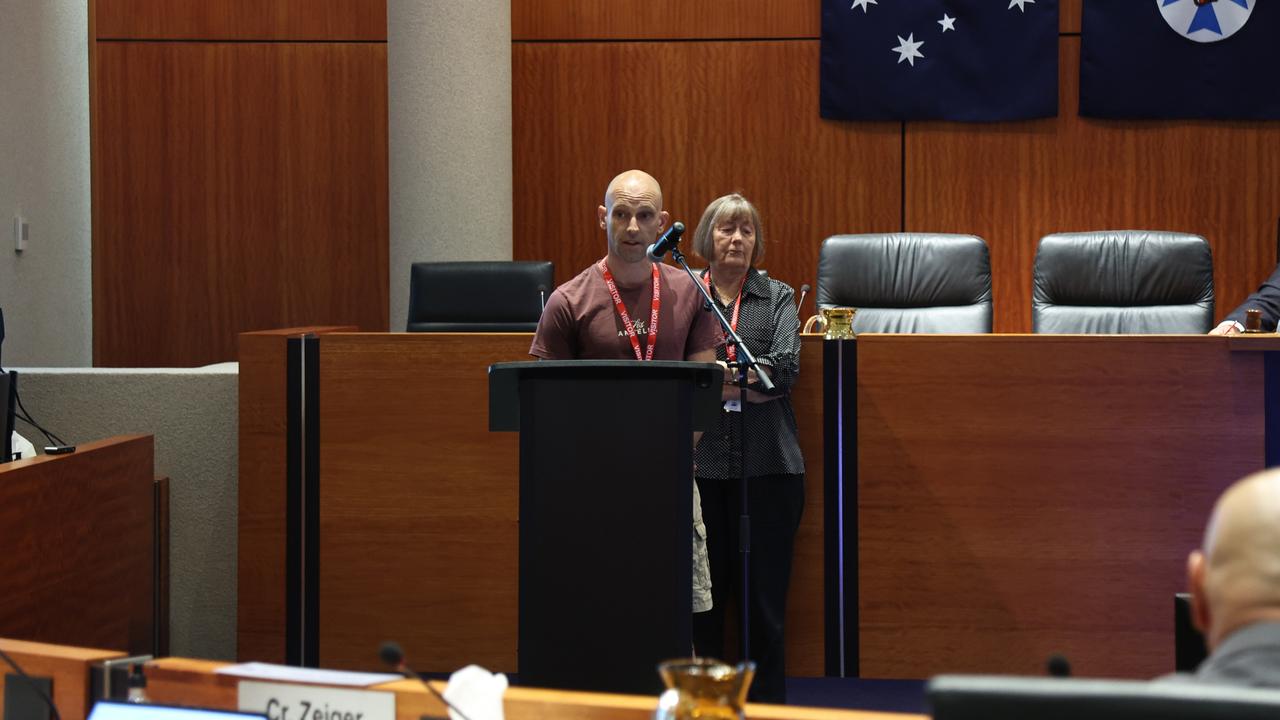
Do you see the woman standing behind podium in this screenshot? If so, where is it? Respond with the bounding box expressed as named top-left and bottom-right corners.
top-left (690, 193), bottom-right (805, 703)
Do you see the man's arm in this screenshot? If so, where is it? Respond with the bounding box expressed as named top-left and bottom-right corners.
top-left (1215, 264), bottom-right (1280, 334)
top-left (529, 290), bottom-right (575, 359)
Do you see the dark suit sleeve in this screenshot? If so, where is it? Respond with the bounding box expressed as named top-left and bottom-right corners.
top-left (1226, 264), bottom-right (1280, 332)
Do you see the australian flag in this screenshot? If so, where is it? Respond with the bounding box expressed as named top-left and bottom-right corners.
top-left (1080, 0), bottom-right (1279, 119)
top-left (819, 0), bottom-right (1059, 122)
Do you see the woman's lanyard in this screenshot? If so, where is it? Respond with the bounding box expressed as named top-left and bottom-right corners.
top-left (599, 258), bottom-right (660, 361)
top-left (703, 273), bottom-right (745, 361)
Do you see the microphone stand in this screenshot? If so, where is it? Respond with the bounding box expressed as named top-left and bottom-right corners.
top-left (668, 245), bottom-right (772, 665)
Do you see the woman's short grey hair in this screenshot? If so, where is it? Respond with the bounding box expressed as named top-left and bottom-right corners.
top-left (691, 193), bottom-right (765, 266)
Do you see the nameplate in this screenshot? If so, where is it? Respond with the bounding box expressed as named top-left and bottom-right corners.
top-left (238, 680), bottom-right (396, 720)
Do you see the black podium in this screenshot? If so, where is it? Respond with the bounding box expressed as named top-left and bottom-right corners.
top-left (489, 360), bottom-right (721, 694)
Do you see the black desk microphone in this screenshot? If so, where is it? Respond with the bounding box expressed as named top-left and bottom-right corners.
top-left (378, 641), bottom-right (473, 720)
top-left (1046, 653), bottom-right (1071, 677)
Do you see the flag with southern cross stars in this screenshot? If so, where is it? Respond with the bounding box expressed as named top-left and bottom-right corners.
top-left (819, 0), bottom-right (1059, 122)
top-left (1079, 0), bottom-right (1280, 119)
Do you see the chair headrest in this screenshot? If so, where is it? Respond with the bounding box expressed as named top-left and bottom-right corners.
top-left (817, 233), bottom-right (991, 308)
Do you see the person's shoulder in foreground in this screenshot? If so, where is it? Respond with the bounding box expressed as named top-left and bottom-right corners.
top-left (1159, 468), bottom-right (1280, 687)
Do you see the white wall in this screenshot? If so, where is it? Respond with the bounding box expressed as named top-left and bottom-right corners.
top-left (388, 0), bottom-right (513, 332)
top-left (0, 0), bottom-right (92, 366)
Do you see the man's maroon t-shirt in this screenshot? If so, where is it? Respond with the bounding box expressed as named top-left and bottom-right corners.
top-left (530, 261), bottom-right (723, 360)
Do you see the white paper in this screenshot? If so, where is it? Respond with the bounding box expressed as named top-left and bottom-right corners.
top-left (237, 680), bottom-right (396, 720)
top-left (217, 662), bottom-right (402, 688)
top-left (443, 665), bottom-right (507, 720)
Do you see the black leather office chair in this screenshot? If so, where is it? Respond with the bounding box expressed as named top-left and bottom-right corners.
top-left (816, 233), bottom-right (993, 333)
top-left (1033, 231), bottom-right (1214, 334)
top-left (406, 261), bottom-right (554, 332)
top-left (928, 674), bottom-right (1280, 720)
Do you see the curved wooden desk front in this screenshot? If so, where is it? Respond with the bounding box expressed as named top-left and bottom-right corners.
top-left (238, 330), bottom-right (1277, 679)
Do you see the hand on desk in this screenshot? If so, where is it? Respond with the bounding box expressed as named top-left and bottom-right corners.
top-left (1209, 320), bottom-right (1242, 336)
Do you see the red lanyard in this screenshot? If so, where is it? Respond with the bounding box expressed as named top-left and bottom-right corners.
top-left (599, 259), bottom-right (660, 361)
top-left (703, 274), bottom-right (745, 361)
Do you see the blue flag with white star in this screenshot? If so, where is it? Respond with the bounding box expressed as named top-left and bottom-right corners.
top-left (820, 0), bottom-right (1059, 122)
top-left (1080, 0), bottom-right (1280, 119)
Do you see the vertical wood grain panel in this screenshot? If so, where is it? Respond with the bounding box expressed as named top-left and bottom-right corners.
top-left (512, 40), bottom-right (901, 297)
top-left (788, 336), bottom-right (827, 676)
top-left (238, 327), bottom-right (354, 663)
top-left (513, 0), bottom-right (1080, 40)
top-left (93, 42), bottom-right (388, 366)
top-left (305, 333), bottom-right (828, 676)
top-left (95, 0), bottom-right (386, 41)
top-left (317, 334), bottom-right (525, 672)
top-left (858, 335), bottom-right (1261, 678)
top-left (907, 39), bottom-right (1280, 332)
top-left (1061, 0), bottom-right (1081, 34)
top-left (512, 0), bottom-right (816, 41)
top-left (237, 330), bottom-right (293, 664)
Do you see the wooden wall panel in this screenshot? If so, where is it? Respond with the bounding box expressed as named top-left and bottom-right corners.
top-left (316, 333), bottom-right (525, 672)
top-left (906, 39), bottom-right (1280, 332)
top-left (512, 0), bottom-right (816, 41)
top-left (1061, 0), bottom-right (1082, 34)
top-left (95, 0), bottom-right (386, 41)
top-left (516, 0), bottom-right (1279, 335)
top-left (93, 42), bottom-right (388, 366)
top-left (512, 40), bottom-right (901, 315)
top-left (857, 335), bottom-right (1260, 678)
top-left (513, 0), bottom-right (1082, 40)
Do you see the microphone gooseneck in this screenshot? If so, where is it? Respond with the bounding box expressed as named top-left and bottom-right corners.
top-left (536, 285), bottom-right (547, 314)
top-left (378, 641), bottom-right (474, 720)
top-left (646, 221), bottom-right (686, 262)
top-left (797, 283), bottom-right (811, 313)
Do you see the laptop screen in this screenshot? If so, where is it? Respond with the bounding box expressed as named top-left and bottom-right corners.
top-left (89, 701), bottom-right (266, 720)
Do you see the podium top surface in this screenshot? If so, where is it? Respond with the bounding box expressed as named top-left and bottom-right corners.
top-left (488, 360), bottom-right (721, 431)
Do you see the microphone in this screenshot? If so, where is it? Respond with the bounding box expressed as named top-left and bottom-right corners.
top-left (797, 284), bottom-right (810, 313)
top-left (536, 285), bottom-right (547, 314)
top-left (646, 221), bottom-right (686, 262)
top-left (378, 641), bottom-right (474, 720)
top-left (1046, 653), bottom-right (1071, 677)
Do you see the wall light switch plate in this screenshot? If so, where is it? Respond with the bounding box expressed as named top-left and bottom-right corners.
top-left (14, 215), bottom-right (28, 253)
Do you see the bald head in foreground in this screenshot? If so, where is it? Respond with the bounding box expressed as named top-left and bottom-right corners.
top-left (1185, 468), bottom-right (1280, 685)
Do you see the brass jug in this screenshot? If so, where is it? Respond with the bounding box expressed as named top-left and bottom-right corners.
top-left (653, 658), bottom-right (755, 720)
top-left (802, 306), bottom-right (857, 339)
